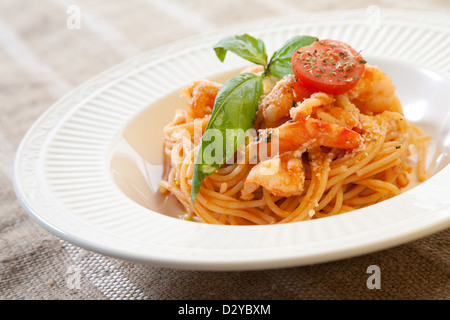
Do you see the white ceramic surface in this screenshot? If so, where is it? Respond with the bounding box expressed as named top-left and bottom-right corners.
top-left (13, 9), bottom-right (450, 271)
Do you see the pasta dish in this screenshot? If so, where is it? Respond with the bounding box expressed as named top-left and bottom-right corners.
top-left (158, 36), bottom-right (430, 225)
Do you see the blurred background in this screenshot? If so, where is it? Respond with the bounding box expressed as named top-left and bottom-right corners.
top-left (1, 0), bottom-right (449, 300)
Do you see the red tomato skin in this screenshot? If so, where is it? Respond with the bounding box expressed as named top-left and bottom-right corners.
top-left (291, 39), bottom-right (366, 94)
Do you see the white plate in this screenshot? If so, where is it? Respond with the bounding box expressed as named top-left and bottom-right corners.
top-left (13, 9), bottom-right (450, 271)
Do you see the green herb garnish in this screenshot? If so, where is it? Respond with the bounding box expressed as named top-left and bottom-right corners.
top-left (191, 73), bottom-right (263, 202)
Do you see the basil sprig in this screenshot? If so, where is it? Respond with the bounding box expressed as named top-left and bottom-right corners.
top-left (191, 73), bottom-right (263, 202)
top-left (213, 34), bottom-right (318, 77)
top-left (190, 34), bottom-right (318, 202)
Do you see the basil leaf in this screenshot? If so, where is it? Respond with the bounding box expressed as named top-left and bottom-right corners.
top-left (191, 73), bottom-right (263, 202)
top-left (214, 34), bottom-right (268, 66)
top-left (266, 35), bottom-right (318, 78)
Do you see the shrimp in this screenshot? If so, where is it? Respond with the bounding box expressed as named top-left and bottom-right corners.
top-left (301, 94), bottom-right (363, 132)
top-left (255, 74), bottom-right (312, 128)
top-left (347, 64), bottom-right (403, 115)
top-left (250, 86), bottom-right (363, 162)
top-left (180, 80), bottom-right (222, 122)
top-left (255, 118), bottom-right (362, 160)
top-left (289, 91), bottom-right (335, 120)
top-left (241, 152), bottom-right (305, 199)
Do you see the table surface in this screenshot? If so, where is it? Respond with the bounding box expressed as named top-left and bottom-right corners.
top-left (1, 0), bottom-right (449, 300)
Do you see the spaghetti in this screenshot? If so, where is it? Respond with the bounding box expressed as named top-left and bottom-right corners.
top-left (158, 63), bottom-right (430, 225)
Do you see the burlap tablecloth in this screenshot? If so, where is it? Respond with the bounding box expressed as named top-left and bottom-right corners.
top-left (1, 0), bottom-right (449, 300)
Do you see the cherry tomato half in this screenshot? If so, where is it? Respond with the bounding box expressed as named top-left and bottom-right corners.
top-left (291, 39), bottom-right (366, 94)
